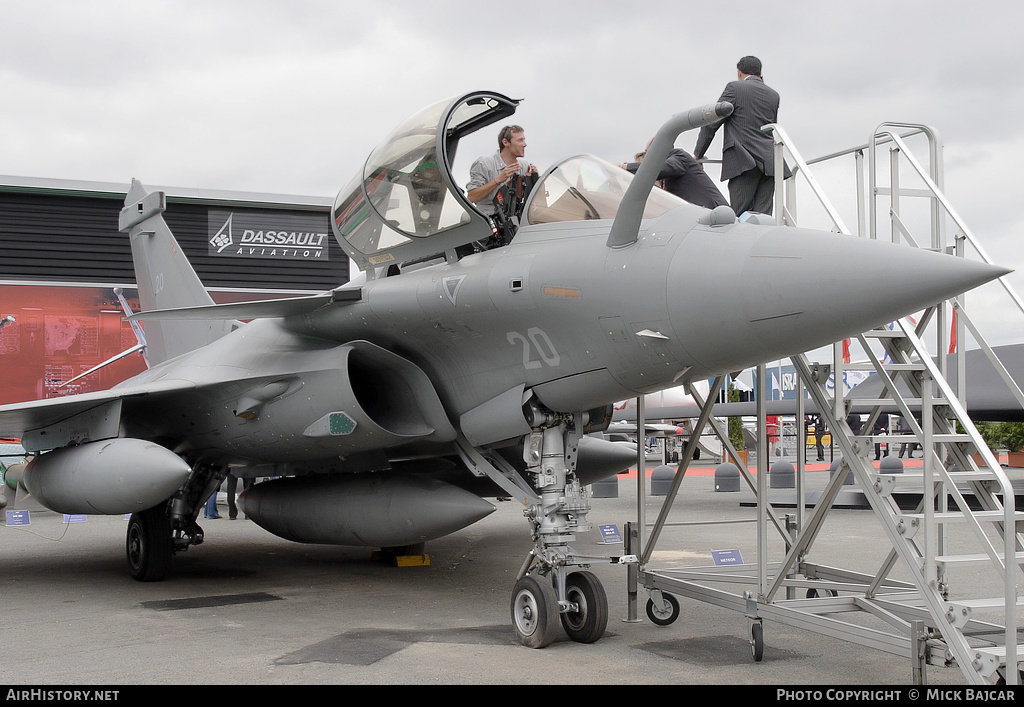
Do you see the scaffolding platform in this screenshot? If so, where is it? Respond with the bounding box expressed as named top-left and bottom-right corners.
top-left (630, 121), bottom-right (1024, 684)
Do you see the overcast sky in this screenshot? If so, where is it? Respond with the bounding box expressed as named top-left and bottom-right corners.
top-left (2, 0), bottom-right (1021, 349)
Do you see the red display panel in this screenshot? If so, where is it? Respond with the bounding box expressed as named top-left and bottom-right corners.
top-left (0, 283), bottom-right (306, 406)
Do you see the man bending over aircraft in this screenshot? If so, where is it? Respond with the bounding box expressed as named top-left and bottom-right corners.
top-left (467, 125), bottom-right (539, 217)
top-left (622, 142), bottom-right (727, 210)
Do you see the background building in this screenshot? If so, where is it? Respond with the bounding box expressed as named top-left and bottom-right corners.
top-left (0, 176), bottom-right (342, 405)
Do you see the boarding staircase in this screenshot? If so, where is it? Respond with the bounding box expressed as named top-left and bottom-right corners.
top-left (769, 122), bottom-right (1024, 683)
top-left (790, 321), bottom-right (1022, 684)
top-left (638, 122), bottom-right (1024, 684)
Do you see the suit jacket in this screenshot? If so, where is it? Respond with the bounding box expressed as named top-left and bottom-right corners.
top-left (693, 76), bottom-right (790, 182)
top-left (624, 149), bottom-right (727, 210)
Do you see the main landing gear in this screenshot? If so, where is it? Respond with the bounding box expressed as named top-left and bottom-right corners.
top-left (126, 506), bottom-right (173, 581)
top-left (510, 414), bottom-right (612, 648)
top-left (125, 463), bottom-right (226, 581)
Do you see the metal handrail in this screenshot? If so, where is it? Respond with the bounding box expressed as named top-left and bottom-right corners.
top-left (805, 127), bottom-right (925, 167)
top-left (869, 122), bottom-right (945, 246)
top-left (762, 123), bottom-right (851, 234)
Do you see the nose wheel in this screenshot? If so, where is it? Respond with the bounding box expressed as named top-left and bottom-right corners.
top-left (511, 575), bottom-right (560, 648)
top-left (511, 571), bottom-right (611, 648)
top-left (561, 571), bottom-right (608, 644)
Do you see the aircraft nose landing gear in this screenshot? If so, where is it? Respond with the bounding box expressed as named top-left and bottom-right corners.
top-left (511, 418), bottom-right (611, 648)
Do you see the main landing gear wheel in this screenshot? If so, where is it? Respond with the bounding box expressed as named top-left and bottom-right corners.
top-left (511, 575), bottom-right (560, 649)
top-left (126, 506), bottom-right (173, 582)
top-left (561, 571), bottom-right (609, 643)
top-left (645, 592), bottom-right (680, 626)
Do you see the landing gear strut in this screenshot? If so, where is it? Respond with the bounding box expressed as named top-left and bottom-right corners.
top-left (511, 413), bottom-right (611, 648)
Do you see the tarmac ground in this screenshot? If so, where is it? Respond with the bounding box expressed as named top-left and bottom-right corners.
top-left (1, 453), bottom-right (1020, 687)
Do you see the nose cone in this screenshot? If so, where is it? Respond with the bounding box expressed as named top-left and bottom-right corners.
top-left (669, 225), bottom-right (1009, 374)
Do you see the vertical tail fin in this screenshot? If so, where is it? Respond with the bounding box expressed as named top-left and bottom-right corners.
top-left (118, 179), bottom-right (232, 364)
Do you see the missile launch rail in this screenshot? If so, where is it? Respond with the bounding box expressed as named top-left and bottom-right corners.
top-left (631, 122), bottom-right (1024, 685)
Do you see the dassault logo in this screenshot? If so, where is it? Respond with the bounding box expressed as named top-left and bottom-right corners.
top-left (208, 211), bottom-right (331, 261)
top-left (241, 231), bottom-right (328, 247)
top-left (209, 214), bottom-right (235, 253)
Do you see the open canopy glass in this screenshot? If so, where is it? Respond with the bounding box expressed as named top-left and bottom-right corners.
top-left (332, 91), bottom-right (518, 272)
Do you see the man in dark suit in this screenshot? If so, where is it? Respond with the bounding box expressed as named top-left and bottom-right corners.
top-left (693, 56), bottom-right (790, 216)
top-left (622, 145), bottom-right (727, 210)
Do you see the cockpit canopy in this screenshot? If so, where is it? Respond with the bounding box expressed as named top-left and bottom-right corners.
top-left (525, 155), bottom-right (683, 225)
top-left (332, 91), bottom-right (690, 273)
top-left (332, 91), bottom-right (518, 272)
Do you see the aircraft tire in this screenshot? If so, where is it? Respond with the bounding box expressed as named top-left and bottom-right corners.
top-left (561, 571), bottom-right (608, 643)
top-left (645, 592), bottom-right (680, 626)
top-left (126, 507), bottom-right (173, 582)
top-left (511, 574), bottom-right (559, 649)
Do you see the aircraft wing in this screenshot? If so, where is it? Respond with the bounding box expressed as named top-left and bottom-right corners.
top-left (0, 380), bottom-right (196, 450)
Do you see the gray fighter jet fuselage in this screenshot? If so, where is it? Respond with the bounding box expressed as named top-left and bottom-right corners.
top-left (118, 210), bottom-right (996, 467)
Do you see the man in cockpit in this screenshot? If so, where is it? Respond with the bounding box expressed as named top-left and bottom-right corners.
top-left (466, 125), bottom-right (539, 217)
top-left (622, 142), bottom-right (728, 210)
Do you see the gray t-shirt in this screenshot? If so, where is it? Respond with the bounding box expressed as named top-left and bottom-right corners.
top-left (467, 152), bottom-right (530, 215)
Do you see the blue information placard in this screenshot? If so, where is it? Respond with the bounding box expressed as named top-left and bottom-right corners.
top-left (712, 549), bottom-right (743, 565)
top-left (599, 524), bottom-right (622, 544)
top-left (63, 514), bottom-right (88, 524)
top-left (5, 509), bottom-right (30, 526)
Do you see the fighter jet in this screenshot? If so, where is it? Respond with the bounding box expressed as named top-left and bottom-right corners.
top-left (0, 91), bottom-right (1008, 649)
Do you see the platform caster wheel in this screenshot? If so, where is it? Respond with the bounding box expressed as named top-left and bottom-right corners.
top-left (126, 507), bottom-right (173, 582)
top-left (511, 574), bottom-right (559, 649)
top-left (561, 571), bottom-right (608, 643)
top-left (750, 621), bottom-right (764, 662)
top-left (645, 592), bottom-right (680, 626)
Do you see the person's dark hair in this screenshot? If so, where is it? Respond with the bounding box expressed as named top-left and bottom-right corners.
top-left (737, 56), bottom-right (762, 76)
top-left (498, 125), bottom-right (524, 150)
